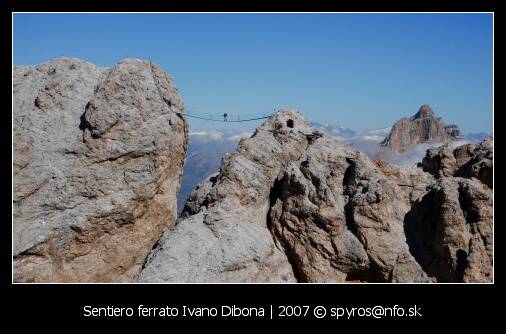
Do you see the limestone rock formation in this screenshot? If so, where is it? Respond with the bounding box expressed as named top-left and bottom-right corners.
top-left (138, 110), bottom-right (493, 283)
top-left (405, 177), bottom-right (492, 282)
top-left (13, 57), bottom-right (188, 282)
top-left (138, 111), bottom-right (309, 282)
top-left (381, 104), bottom-right (461, 153)
top-left (268, 136), bottom-right (430, 282)
top-left (180, 172), bottom-right (219, 219)
top-left (13, 62), bottom-right (491, 283)
top-left (422, 138), bottom-right (493, 188)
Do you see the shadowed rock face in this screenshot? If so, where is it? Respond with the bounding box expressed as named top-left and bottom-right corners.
top-left (404, 177), bottom-right (492, 282)
top-left (138, 110), bottom-right (492, 283)
top-left (13, 57), bottom-right (188, 282)
top-left (179, 172), bottom-right (219, 219)
top-left (381, 105), bottom-right (461, 153)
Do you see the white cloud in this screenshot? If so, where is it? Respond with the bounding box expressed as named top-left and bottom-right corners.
top-left (189, 130), bottom-right (252, 143)
top-left (227, 132), bottom-right (253, 141)
top-left (381, 143), bottom-right (436, 166)
top-left (358, 135), bottom-right (385, 142)
top-left (189, 130), bottom-right (224, 141)
top-left (377, 139), bottom-right (473, 166)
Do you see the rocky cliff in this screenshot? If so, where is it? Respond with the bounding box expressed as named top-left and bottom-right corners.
top-left (13, 59), bottom-right (491, 283)
top-left (13, 58), bottom-right (188, 282)
top-left (381, 105), bottom-right (461, 153)
top-left (138, 110), bottom-right (492, 283)
top-left (422, 137), bottom-right (493, 188)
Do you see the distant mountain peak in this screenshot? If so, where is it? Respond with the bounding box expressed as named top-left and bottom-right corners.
top-left (412, 104), bottom-right (435, 119)
top-left (381, 104), bottom-right (461, 153)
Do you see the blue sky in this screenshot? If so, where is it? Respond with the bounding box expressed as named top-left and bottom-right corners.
top-left (13, 13), bottom-right (493, 133)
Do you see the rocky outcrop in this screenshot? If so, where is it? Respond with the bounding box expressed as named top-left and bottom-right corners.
top-left (268, 136), bottom-right (430, 282)
top-left (381, 105), bottom-right (461, 153)
top-left (13, 57), bottom-right (188, 282)
top-left (137, 111), bottom-right (309, 282)
top-left (404, 177), bottom-right (492, 282)
top-left (138, 110), bottom-right (493, 283)
top-left (13, 61), bottom-right (491, 283)
top-left (180, 172), bottom-right (219, 219)
top-left (422, 138), bottom-right (493, 188)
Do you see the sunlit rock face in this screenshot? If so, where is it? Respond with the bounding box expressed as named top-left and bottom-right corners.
top-left (13, 57), bottom-right (188, 282)
top-left (381, 104), bottom-right (461, 154)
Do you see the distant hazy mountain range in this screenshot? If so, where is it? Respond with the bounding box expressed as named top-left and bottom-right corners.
top-left (310, 122), bottom-right (388, 140)
top-left (310, 122), bottom-right (392, 158)
top-left (177, 124), bottom-right (490, 213)
top-left (461, 132), bottom-right (491, 142)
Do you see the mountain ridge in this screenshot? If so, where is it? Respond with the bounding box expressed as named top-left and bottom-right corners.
top-left (139, 110), bottom-right (493, 283)
top-left (12, 58), bottom-right (493, 283)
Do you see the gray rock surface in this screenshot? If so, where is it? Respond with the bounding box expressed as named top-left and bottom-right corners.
top-left (422, 138), bottom-right (493, 188)
top-left (180, 172), bottom-right (219, 219)
top-left (13, 57), bottom-right (188, 282)
top-left (138, 110), bottom-right (492, 283)
top-left (137, 110), bottom-right (310, 282)
top-left (13, 60), bottom-right (492, 283)
top-left (381, 104), bottom-right (461, 153)
top-left (268, 136), bottom-right (430, 282)
top-left (405, 177), bottom-right (493, 282)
